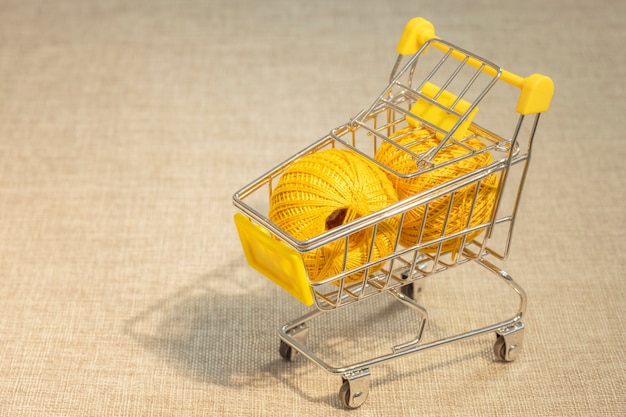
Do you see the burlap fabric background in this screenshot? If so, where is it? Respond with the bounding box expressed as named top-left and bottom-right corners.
top-left (1, 0), bottom-right (624, 415)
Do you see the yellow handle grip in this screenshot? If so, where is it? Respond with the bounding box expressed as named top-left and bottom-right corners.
top-left (396, 17), bottom-right (554, 115)
top-left (396, 17), bottom-right (436, 55)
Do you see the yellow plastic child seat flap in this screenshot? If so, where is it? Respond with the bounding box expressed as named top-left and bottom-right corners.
top-left (407, 82), bottom-right (478, 140)
top-left (234, 213), bottom-right (314, 306)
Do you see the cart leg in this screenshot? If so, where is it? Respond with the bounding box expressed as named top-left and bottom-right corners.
top-left (339, 368), bottom-right (371, 409)
top-left (494, 321), bottom-right (524, 362)
top-left (279, 323), bottom-right (309, 362)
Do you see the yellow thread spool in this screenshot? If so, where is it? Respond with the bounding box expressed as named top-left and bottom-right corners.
top-left (269, 148), bottom-right (399, 283)
top-left (375, 128), bottom-right (499, 253)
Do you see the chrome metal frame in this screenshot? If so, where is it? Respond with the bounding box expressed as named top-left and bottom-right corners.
top-left (233, 35), bottom-right (544, 408)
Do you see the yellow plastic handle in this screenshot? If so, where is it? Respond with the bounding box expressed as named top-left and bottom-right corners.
top-left (396, 17), bottom-right (554, 115)
top-left (396, 17), bottom-right (436, 55)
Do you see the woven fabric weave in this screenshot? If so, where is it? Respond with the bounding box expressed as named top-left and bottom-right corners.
top-left (1, 1), bottom-right (624, 416)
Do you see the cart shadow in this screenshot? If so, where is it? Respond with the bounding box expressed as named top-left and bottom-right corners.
top-left (124, 256), bottom-right (499, 408)
top-left (123, 256), bottom-right (309, 387)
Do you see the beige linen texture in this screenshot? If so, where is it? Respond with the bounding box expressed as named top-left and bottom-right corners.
top-left (1, 0), bottom-right (624, 416)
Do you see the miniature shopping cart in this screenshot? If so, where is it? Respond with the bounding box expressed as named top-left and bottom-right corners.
top-left (233, 17), bottom-right (553, 408)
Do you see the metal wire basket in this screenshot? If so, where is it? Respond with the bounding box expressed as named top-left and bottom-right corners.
top-left (233, 17), bottom-right (553, 408)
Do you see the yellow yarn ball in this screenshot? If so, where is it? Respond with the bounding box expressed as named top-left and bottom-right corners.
top-left (269, 148), bottom-right (399, 283)
top-left (375, 128), bottom-right (499, 253)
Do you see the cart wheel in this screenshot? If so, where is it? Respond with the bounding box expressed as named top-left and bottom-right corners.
top-left (493, 335), bottom-right (507, 361)
top-left (339, 369), bottom-right (371, 409)
top-left (494, 322), bottom-right (524, 362)
top-left (339, 379), bottom-right (369, 409)
top-left (279, 340), bottom-right (297, 362)
top-left (339, 380), bottom-right (354, 409)
top-left (279, 323), bottom-right (310, 362)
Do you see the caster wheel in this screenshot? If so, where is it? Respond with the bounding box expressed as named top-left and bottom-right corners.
top-left (339, 370), bottom-right (371, 409)
top-left (339, 380), bottom-right (353, 409)
top-left (279, 340), bottom-right (297, 362)
top-left (278, 323), bottom-right (309, 362)
top-left (494, 322), bottom-right (524, 362)
top-left (494, 335), bottom-right (507, 361)
top-left (339, 379), bottom-right (368, 409)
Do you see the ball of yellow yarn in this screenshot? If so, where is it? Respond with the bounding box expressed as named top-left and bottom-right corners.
top-left (375, 128), bottom-right (499, 253)
top-left (269, 148), bottom-right (399, 283)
